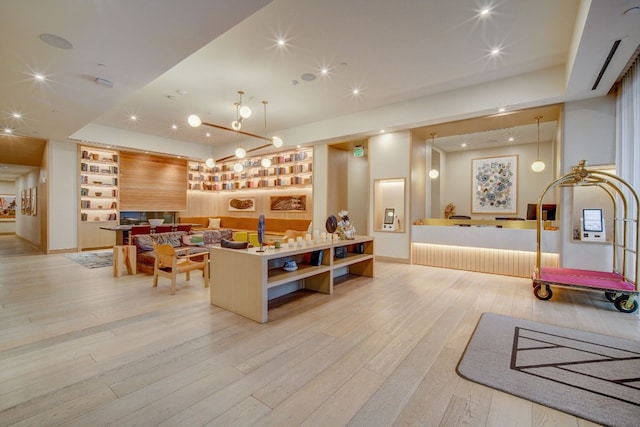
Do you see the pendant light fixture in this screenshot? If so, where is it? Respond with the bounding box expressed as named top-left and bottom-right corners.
top-left (531, 115), bottom-right (546, 172)
top-left (231, 90), bottom-right (251, 130)
top-left (429, 133), bottom-right (440, 179)
top-left (261, 100), bottom-right (272, 168)
top-left (188, 90), bottom-right (285, 165)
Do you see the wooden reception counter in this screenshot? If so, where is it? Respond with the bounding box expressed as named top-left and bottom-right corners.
top-left (412, 219), bottom-right (559, 277)
top-left (210, 236), bottom-right (374, 323)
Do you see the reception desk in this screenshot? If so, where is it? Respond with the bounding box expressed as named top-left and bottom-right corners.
top-left (412, 219), bottom-right (559, 278)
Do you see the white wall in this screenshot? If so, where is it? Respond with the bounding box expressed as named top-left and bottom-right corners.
top-left (16, 171), bottom-right (40, 244)
top-left (559, 96), bottom-right (617, 270)
top-left (369, 131), bottom-right (411, 261)
top-left (48, 140), bottom-right (78, 251)
top-left (348, 151), bottom-right (369, 235)
top-left (441, 141), bottom-right (554, 220)
top-left (562, 95), bottom-right (616, 171)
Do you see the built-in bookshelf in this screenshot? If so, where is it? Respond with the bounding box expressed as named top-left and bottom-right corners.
top-left (188, 147), bottom-right (312, 191)
top-left (79, 146), bottom-right (119, 223)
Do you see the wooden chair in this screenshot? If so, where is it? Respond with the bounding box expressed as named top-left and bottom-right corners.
top-left (152, 243), bottom-right (209, 295)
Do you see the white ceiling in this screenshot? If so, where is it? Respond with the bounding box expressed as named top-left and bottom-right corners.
top-left (1, 0), bottom-right (639, 172)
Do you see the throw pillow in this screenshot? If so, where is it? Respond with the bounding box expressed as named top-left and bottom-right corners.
top-left (220, 238), bottom-right (248, 249)
top-left (208, 217), bottom-right (221, 229)
top-left (182, 235), bottom-right (204, 246)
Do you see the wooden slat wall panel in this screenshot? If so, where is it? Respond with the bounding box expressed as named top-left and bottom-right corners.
top-left (411, 243), bottom-right (559, 278)
top-left (119, 152), bottom-right (187, 211)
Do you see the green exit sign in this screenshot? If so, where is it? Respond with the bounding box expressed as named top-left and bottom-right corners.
top-left (353, 145), bottom-right (365, 157)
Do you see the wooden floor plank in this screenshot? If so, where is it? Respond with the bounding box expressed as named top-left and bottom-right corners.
top-left (0, 235), bottom-right (638, 426)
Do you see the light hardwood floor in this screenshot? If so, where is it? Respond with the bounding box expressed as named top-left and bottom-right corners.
top-left (1, 235), bottom-right (639, 426)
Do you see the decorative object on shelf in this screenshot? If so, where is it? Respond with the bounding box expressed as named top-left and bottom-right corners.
top-left (472, 155), bottom-right (518, 214)
top-left (444, 203), bottom-right (456, 219)
top-left (325, 215), bottom-right (337, 234)
top-left (95, 192), bottom-right (102, 197)
top-left (283, 260), bottom-right (298, 272)
top-left (337, 210), bottom-right (356, 239)
top-left (270, 195), bottom-right (306, 211)
top-left (531, 115), bottom-right (546, 172)
top-left (429, 133), bottom-right (440, 179)
top-left (148, 219), bottom-right (164, 226)
top-left (187, 91), bottom-right (284, 165)
top-left (257, 214), bottom-right (265, 252)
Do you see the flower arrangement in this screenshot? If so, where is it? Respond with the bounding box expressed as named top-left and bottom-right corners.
top-left (337, 210), bottom-right (356, 239)
top-left (444, 203), bottom-right (456, 219)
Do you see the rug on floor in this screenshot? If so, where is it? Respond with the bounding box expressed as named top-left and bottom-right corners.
top-left (65, 250), bottom-right (113, 269)
top-left (457, 312), bottom-right (640, 427)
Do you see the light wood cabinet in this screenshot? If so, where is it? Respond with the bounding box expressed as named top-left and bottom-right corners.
top-left (210, 236), bottom-right (374, 323)
top-left (188, 147), bottom-right (312, 191)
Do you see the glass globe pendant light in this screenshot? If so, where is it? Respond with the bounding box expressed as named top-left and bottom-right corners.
top-left (531, 115), bottom-right (546, 172)
top-left (429, 133), bottom-right (439, 179)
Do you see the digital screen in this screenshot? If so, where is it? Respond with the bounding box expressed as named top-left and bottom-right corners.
top-left (384, 208), bottom-right (395, 224)
top-left (583, 209), bottom-right (603, 232)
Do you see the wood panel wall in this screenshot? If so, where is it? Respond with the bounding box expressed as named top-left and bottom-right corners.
top-left (119, 152), bottom-right (187, 211)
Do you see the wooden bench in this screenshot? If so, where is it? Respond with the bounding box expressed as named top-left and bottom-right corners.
top-left (178, 216), bottom-right (311, 238)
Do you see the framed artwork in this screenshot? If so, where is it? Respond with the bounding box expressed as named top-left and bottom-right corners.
top-left (31, 187), bottom-right (37, 216)
top-left (270, 195), bottom-right (306, 212)
top-left (228, 197), bottom-right (255, 211)
top-left (0, 195), bottom-right (17, 219)
top-left (472, 155), bottom-right (518, 214)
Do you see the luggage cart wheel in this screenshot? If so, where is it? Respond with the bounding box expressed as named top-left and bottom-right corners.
top-left (533, 284), bottom-right (552, 300)
top-left (614, 295), bottom-right (638, 314)
top-left (605, 292), bottom-right (619, 302)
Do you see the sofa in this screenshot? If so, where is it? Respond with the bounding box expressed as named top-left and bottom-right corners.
top-left (132, 229), bottom-right (232, 275)
top-left (178, 216), bottom-right (311, 238)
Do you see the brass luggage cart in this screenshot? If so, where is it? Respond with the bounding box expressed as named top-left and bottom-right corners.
top-left (532, 161), bottom-right (639, 313)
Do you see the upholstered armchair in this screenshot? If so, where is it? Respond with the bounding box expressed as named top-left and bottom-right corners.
top-left (152, 243), bottom-right (209, 295)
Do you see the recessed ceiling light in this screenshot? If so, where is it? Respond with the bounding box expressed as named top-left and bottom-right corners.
top-left (171, 124), bottom-right (178, 130)
top-left (480, 8), bottom-right (491, 16)
top-left (12, 113), bottom-right (22, 119)
top-left (380, 129), bottom-right (385, 134)
top-left (277, 38), bottom-right (286, 46)
top-left (301, 73), bottom-right (316, 81)
top-left (3, 128), bottom-right (13, 134)
top-left (352, 88), bottom-right (360, 95)
top-left (33, 73), bottom-right (45, 82)
top-left (498, 107), bottom-right (506, 113)
top-left (491, 48), bottom-right (501, 56)
top-left (39, 33), bottom-right (73, 49)
top-left (129, 115), bottom-right (138, 121)
top-left (320, 68), bottom-right (329, 75)
top-left (508, 137), bottom-right (514, 142)
top-left (461, 143), bottom-right (467, 148)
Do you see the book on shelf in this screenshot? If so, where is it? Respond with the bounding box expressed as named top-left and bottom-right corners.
top-left (309, 250), bottom-right (324, 266)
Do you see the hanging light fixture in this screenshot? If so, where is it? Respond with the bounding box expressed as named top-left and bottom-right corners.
top-left (231, 90), bottom-right (251, 130)
top-left (260, 100), bottom-right (273, 168)
top-left (205, 158), bottom-right (215, 168)
top-left (263, 100), bottom-right (283, 148)
top-left (531, 115), bottom-right (546, 172)
top-left (429, 133), bottom-right (440, 179)
top-left (188, 91), bottom-right (284, 165)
